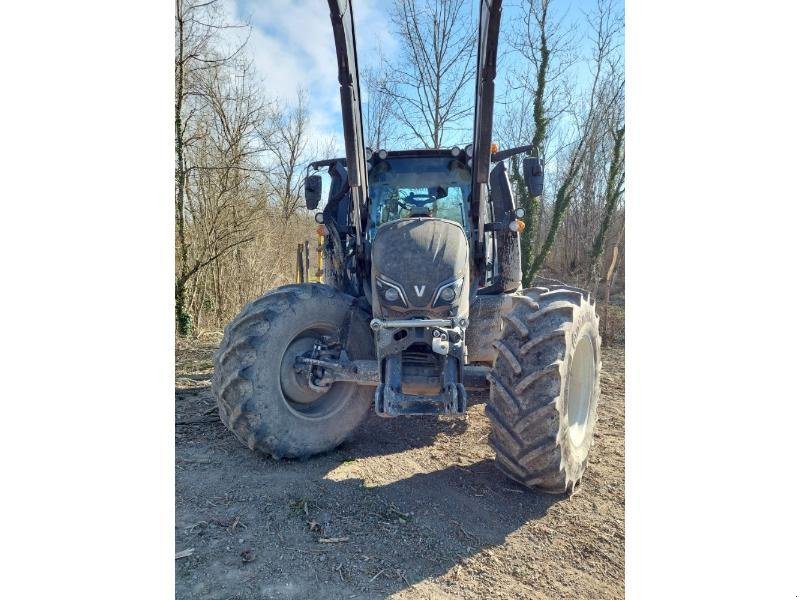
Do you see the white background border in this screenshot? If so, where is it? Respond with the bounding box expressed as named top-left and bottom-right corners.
top-left (0, 1), bottom-right (798, 598)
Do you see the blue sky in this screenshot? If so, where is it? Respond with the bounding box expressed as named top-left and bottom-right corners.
top-left (225, 0), bottom-right (620, 153)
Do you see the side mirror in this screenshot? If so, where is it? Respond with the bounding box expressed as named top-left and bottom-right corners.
top-left (304, 174), bottom-right (322, 210)
top-left (522, 156), bottom-right (544, 197)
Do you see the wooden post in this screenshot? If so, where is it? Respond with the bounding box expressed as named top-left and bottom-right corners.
top-left (601, 228), bottom-right (623, 339)
top-left (295, 243), bottom-right (305, 283)
top-left (304, 240), bottom-right (310, 284)
top-left (316, 225), bottom-right (325, 283)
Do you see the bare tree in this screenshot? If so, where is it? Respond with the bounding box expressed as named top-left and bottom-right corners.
top-left (383, 0), bottom-right (476, 148)
top-left (559, 73), bottom-right (624, 281)
top-left (523, 0), bottom-right (623, 282)
top-left (504, 0), bottom-right (578, 284)
top-left (584, 0), bottom-right (625, 286)
top-left (175, 1), bottom-right (339, 335)
top-left (180, 57), bottom-right (267, 323)
top-left (363, 59), bottom-right (397, 150)
top-left (587, 120), bottom-right (624, 287)
top-left (175, 0), bottom-right (259, 335)
top-left (261, 89), bottom-right (311, 222)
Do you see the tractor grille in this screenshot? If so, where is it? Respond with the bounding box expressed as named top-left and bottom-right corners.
top-left (401, 345), bottom-right (442, 394)
top-left (402, 346), bottom-right (438, 367)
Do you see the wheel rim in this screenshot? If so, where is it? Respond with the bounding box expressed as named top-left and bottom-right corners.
top-left (278, 324), bottom-right (351, 420)
top-left (566, 334), bottom-right (595, 447)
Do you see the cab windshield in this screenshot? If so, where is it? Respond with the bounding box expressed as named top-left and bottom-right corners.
top-left (367, 155), bottom-right (471, 240)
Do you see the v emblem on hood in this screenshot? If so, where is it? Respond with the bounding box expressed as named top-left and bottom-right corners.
top-left (414, 285), bottom-right (426, 297)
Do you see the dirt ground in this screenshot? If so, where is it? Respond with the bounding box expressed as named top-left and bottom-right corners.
top-left (175, 339), bottom-right (624, 599)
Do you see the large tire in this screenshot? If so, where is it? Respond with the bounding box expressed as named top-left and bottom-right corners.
top-left (487, 284), bottom-right (602, 494)
top-left (212, 283), bottom-right (374, 459)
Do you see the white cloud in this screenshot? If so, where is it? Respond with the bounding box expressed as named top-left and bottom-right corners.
top-left (218, 0), bottom-right (397, 155)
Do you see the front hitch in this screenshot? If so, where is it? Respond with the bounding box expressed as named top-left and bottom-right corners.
top-left (293, 321), bottom-right (487, 417)
top-left (371, 319), bottom-right (469, 417)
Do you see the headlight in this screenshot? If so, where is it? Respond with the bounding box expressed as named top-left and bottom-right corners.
top-left (375, 275), bottom-right (407, 307)
top-left (432, 277), bottom-right (464, 307)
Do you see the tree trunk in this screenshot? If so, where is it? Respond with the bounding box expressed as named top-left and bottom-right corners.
top-left (175, 278), bottom-right (191, 336)
top-left (587, 126), bottom-right (624, 289)
top-left (601, 232), bottom-right (622, 339)
top-left (520, 2), bottom-right (552, 286)
top-left (528, 164), bottom-right (579, 278)
top-left (174, 1), bottom-right (192, 336)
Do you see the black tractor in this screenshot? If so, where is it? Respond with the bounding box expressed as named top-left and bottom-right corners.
top-left (212, 0), bottom-right (602, 493)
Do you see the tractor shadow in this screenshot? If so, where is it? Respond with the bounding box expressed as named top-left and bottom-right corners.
top-left (308, 458), bottom-right (564, 596)
top-left (343, 409), bottom-right (469, 459)
top-left (336, 388), bottom-right (487, 459)
top-left (236, 458), bottom-right (566, 599)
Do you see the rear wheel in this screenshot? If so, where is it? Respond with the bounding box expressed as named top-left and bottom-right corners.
top-left (212, 284), bottom-right (374, 459)
top-left (487, 284), bottom-right (602, 493)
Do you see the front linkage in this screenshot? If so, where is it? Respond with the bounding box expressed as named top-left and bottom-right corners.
top-left (294, 316), bottom-right (489, 417)
top-left (371, 317), bottom-right (468, 416)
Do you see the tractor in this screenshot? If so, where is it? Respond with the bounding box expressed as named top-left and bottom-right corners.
top-left (211, 0), bottom-right (602, 493)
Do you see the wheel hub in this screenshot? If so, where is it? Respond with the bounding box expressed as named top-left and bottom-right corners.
top-left (280, 337), bottom-right (326, 405)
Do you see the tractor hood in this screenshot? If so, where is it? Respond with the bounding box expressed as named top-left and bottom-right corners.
top-left (370, 218), bottom-right (470, 319)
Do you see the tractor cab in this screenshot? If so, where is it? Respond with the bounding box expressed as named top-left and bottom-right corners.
top-left (366, 148), bottom-right (472, 240)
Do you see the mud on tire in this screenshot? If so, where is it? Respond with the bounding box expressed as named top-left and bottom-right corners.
top-left (212, 283), bottom-right (374, 459)
top-left (488, 283), bottom-right (602, 493)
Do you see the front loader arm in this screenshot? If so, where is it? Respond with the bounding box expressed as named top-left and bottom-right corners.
top-left (471, 0), bottom-right (503, 260)
top-left (327, 0), bottom-right (368, 255)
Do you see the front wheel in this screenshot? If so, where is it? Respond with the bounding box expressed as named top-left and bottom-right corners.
top-left (212, 284), bottom-right (375, 459)
top-left (488, 284), bottom-right (602, 493)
